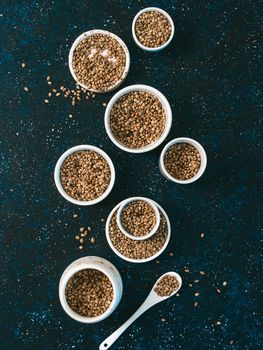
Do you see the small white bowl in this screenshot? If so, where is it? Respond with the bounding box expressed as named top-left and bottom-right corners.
top-left (106, 199), bottom-right (171, 263)
top-left (68, 29), bottom-right (130, 93)
top-left (116, 197), bottom-right (161, 241)
top-left (54, 145), bottom-right (115, 206)
top-left (104, 84), bottom-right (172, 153)
top-left (132, 7), bottom-right (175, 52)
top-left (59, 256), bottom-right (123, 323)
top-left (159, 137), bottom-right (207, 184)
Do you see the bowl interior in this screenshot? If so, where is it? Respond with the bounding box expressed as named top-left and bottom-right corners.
top-left (105, 199), bottom-right (171, 263)
top-left (68, 29), bottom-right (130, 93)
top-left (54, 145), bottom-right (115, 205)
top-left (132, 7), bottom-right (175, 51)
top-left (105, 85), bottom-right (172, 153)
top-left (59, 263), bottom-right (118, 323)
top-left (160, 138), bottom-right (207, 184)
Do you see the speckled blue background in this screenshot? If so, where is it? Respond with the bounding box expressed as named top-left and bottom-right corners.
top-left (1, 1), bottom-right (262, 349)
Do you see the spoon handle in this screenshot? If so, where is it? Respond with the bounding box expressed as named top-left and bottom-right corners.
top-left (99, 295), bottom-right (155, 350)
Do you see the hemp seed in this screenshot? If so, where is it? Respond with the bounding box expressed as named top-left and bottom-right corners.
top-left (135, 10), bottom-right (172, 48)
top-left (65, 269), bottom-right (113, 317)
top-left (60, 150), bottom-right (111, 201)
top-left (110, 91), bottom-right (166, 149)
top-left (72, 34), bottom-right (126, 91)
top-left (164, 143), bottom-right (201, 180)
top-left (154, 274), bottom-right (180, 297)
top-left (109, 208), bottom-right (168, 260)
top-left (121, 200), bottom-right (156, 237)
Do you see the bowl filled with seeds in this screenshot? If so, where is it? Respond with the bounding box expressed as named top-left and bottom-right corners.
top-left (132, 7), bottom-right (174, 52)
top-left (69, 29), bottom-right (130, 93)
top-left (116, 197), bottom-right (161, 241)
top-left (106, 199), bottom-right (171, 263)
top-left (105, 84), bottom-right (172, 153)
top-left (54, 145), bottom-right (115, 205)
top-left (159, 137), bottom-right (207, 184)
top-left (59, 256), bottom-right (123, 323)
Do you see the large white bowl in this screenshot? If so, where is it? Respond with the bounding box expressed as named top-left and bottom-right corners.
top-left (59, 256), bottom-right (123, 323)
top-left (159, 137), bottom-right (207, 184)
top-left (68, 29), bottom-right (130, 93)
top-left (104, 84), bottom-right (172, 153)
top-left (54, 145), bottom-right (115, 206)
top-left (132, 7), bottom-right (175, 52)
top-left (105, 199), bottom-right (171, 263)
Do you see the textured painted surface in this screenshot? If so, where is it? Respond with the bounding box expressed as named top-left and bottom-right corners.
top-left (0, 1), bottom-right (262, 349)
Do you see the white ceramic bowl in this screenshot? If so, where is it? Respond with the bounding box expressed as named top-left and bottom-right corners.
top-left (68, 29), bottom-right (130, 93)
top-left (116, 196), bottom-right (160, 241)
top-left (54, 145), bottom-right (115, 205)
top-left (159, 137), bottom-right (207, 184)
top-left (59, 256), bottom-right (123, 323)
top-left (104, 84), bottom-right (172, 153)
top-left (132, 7), bottom-right (175, 52)
top-left (106, 199), bottom-right (171, 263)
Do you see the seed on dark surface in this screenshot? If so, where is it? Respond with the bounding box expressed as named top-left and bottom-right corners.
top-left (110, 91), bottom-right (166, 149)
top-left (154, 274), bottom-right (180, 297)
top-left (24, 86), bottom-right (29, 92)
top-left (65, 269), bottom-right (113, 317)
top-left (135, 10), bottom-right (172, 48)
top-left (164, 143), bottom-right (201, 180)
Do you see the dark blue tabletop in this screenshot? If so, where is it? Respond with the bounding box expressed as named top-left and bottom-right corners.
top-left (1, 1), bottom-right (262, 349)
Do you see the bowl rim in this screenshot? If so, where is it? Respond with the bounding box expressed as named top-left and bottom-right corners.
top-left (132, 7), bottom-right (175, 52)
top-left (104, 84), bottom-right (172, 153)
top-left (105, 199), bottom-right (171, 263)
top-left (58, 256), bottom-right (122, 323)
top-left (159, 137), bottom-right (207, 184)
top-left (116, 196), bottom-right (161, 240)
top-left (54, 145), bottom-right (115, 205)
top-left (68, 29), bottom-right (130, 93)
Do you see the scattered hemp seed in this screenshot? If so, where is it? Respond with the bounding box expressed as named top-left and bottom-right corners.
top-left (102, 102), bottom-right (107, 107)
top-left (72, 33), bottom-right (126, 91)
top-left (189, 283), bottom-right (193, 288)
top-left (200, 233), bottom-right (205, 238)
top-left (79, 245), bottom-right (83, 250)
top-left (135, 10), bottom-right (172, 48)
top-left (154, 274), bottom-right (180, 297)
top-left (65, 269), bottom-right (113, 317)
top-left (75, 235), bottom-right (80, 240)
top-left (121, 200), bottom-right (157, 237)
top-left (60, 150), bottom-right (111, 201)
top-left (215, 320), bottom-right (222, 325)
top-left (223, 281), bottom-right (227, 286)
top-left (90, 237), bottom-right (95, 243)
top-left (217, 288), bottom-right (221, 294)
top-left (200, 271), bottom-right (205, 275)
top-left (194, 279), bottom-right (199, 283)
top-left (109, 209), bottom-right (168, 260)
top-left (156, 260), bottom-right (160, 264)
top-left (73, 214), bottom-right (78, 218)
top-left (79, 238), bottom-right (84, 244)
top-left (110, 91), bottom-right (166, 149)
top-left (46, 76), bottom-right (50, 81)
top-left (161, 318), bottom-right (166, 322)
top-left (164, 143), bottom-right (201, 180)
top-left (229, 340), bottom-right (234, 345)
top-left (176, 293), bottom-right (180, 297)
top-left (184, 268), bottom-right (190, 273)
top-left (169, 252), bottom-right (174, 256)
top-left (21, 62), bottom-right (26, 68)
top-left (44, 99), bottom-right (49, 104)
top-left (194, 301), bottom-right (198, 307)
top-left (194, 292), bottom-right (200, 297)
top-left (87, 226), bottom-right (92, 232)
top-left (24, 86), bottom-right (29, 92)
top-left (80, 227), bottom-right (84, 233)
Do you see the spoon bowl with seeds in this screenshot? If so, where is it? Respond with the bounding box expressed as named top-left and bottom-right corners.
top-left (99, 272), bottom-right (182, 349)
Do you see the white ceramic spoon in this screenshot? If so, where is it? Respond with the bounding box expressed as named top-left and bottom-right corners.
top-left (99, 271), bottom-right (182, 350)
